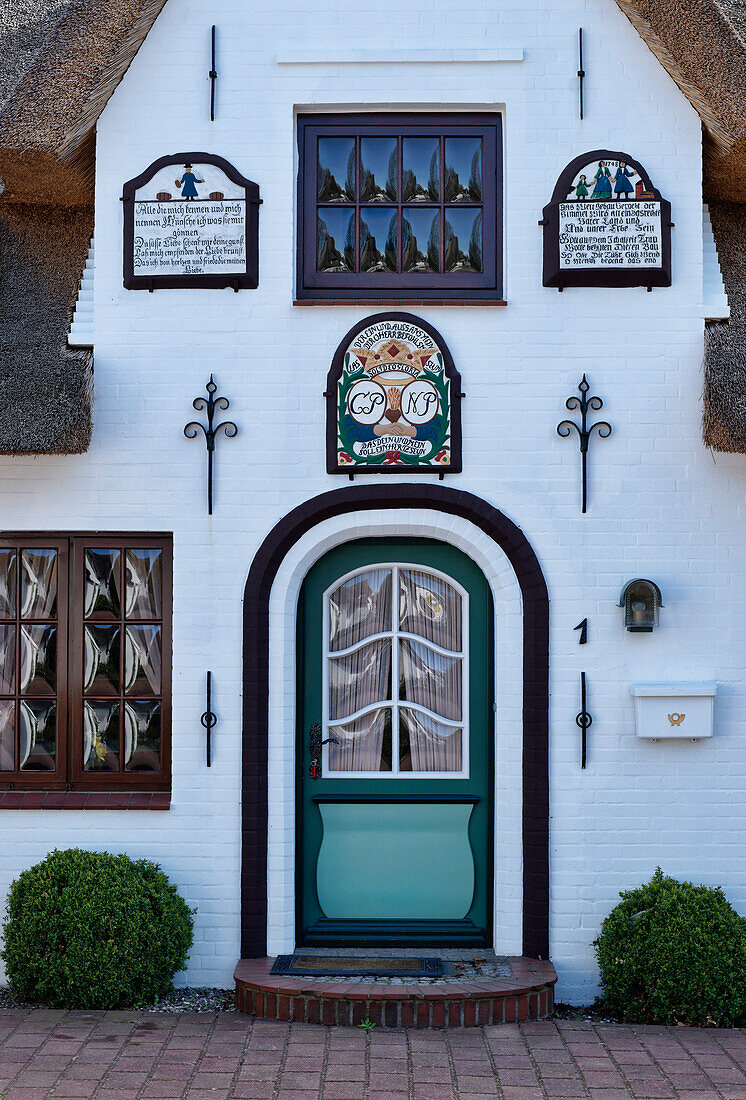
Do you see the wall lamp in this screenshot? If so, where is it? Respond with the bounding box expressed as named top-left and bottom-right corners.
top-left (619, 579), bottom-right (663, 632)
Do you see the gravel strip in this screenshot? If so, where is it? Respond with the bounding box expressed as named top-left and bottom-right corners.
top-left (0, 985), bottom-right (236, 1013)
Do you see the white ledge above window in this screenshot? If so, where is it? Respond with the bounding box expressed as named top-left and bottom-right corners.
top-left (276, 49), bottom-right (524, 65)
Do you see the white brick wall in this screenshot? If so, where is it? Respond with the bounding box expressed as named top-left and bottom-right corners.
top-left (2, 0), bottom-right (741, 1005)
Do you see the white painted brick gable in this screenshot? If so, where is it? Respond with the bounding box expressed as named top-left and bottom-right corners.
top-left (1, 0), bottom-right (741, 1009)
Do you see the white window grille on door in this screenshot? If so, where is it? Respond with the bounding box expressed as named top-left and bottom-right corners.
top-left (323, 564), bottom-right (468, 777)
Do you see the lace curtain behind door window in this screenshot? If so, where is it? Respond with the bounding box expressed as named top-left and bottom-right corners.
top-left (326, 565), bottom-right (464, 774)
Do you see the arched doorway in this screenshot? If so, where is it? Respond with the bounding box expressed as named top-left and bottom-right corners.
top-left (242, 486), bottom-right (549, 959)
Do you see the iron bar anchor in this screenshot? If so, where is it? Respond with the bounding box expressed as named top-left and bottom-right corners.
top-left (557, 374), bottom-right (611, 513)
top-left (184, 375), bottom-right (238, 515)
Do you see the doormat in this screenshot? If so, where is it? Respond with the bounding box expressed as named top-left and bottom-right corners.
top-left (270, 955), bottom-right (446, 978)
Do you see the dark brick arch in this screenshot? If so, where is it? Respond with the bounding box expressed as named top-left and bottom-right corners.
top-left (242, 485), bottom-right (549, 959)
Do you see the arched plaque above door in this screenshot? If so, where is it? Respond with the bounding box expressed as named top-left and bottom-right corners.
top-left (326, 312), bottom-right (463, 475)
top-left (541, 149), bottom-right (672, 290)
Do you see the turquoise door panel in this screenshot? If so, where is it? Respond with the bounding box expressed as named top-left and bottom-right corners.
top-left (297, 538), bottom-right (493, 946)
top-left (316, 801), bottom-right (476, 919)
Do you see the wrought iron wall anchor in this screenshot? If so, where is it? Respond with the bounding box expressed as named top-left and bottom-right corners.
top-left (201, 670), bottom-right (217, 766)
top-left (557, 374), bottom-right (611, 513)
top-left (209, 25), bottom-right (218, 121)
top-left (576, 671), bottom-right (593, 769)
top-left (577, 28), bottom-right (585, 120)
top-left (184, 375), bottom-right (238, 515)
top-left (309, 722), bottom-right (340, 780)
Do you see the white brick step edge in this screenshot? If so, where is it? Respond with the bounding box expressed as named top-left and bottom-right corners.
top-left (703, 206), bottom-right (729, 321)
top-left (68, 236), bottom-right (95, 348)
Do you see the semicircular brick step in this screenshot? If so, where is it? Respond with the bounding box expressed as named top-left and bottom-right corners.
top-left (234, 956), bottom-right (557, 1028)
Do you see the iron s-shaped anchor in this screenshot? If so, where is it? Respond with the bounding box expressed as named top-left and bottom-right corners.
top-left (309, 722), bottom-right (339, 780)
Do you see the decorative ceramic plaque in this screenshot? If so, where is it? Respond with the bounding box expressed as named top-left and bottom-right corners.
top-left (542, 150), bottom-right (671, 289)
top-left (122, 152), bottom-right (260, 290)
top-left (326, 313), bottom-right (462, 475)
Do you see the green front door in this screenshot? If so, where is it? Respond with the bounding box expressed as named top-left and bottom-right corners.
top-left (297, 538), bottom-right (493, 946)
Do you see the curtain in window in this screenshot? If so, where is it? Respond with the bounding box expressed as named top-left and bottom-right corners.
top-left (398, 571), bottom-right (463, 772)
top-left (328, 568), bottom-right (392, 771)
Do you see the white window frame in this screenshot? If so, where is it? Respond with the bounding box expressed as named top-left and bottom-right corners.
top-left (322, 561), bottom-right (469, 779)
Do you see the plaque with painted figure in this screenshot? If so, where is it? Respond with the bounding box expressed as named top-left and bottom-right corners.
top-left (542, 149), bottom-right (672, 289)
top-left (123, 152), bottom-right (260, 290)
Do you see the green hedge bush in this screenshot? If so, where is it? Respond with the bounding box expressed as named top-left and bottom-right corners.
top-left (594, 868), bottom-right (746, 1027)
top-left (2, 848), bottom-right (194, 1009)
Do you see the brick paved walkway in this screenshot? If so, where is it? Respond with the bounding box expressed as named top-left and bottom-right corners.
top-left (1, 1010), bottom-right (746, 1099)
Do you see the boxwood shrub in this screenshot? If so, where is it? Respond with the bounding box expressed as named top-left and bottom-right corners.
top-left (594, 868), bottom-right (746, 1026)
top-left (2, 848), bottom-right (194, 1009)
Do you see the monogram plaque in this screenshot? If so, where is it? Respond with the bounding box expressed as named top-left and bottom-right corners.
top-left (326, 313), bottom-right (462, 475)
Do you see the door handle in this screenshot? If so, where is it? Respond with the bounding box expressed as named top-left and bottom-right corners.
top-left (309, 722), bottom-right (339, 780)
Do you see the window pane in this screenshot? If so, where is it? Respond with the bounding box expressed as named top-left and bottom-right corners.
top-left (399, 709), bottom-right (461, 772)
top-left (402, 137), bottom-right (439, 201)
top-left (21, 550), bottom-right (57, 619)
top-left (20, 625), bottom-right (56, 696)
top-left (399, 569), bottom-right (462, 650)
top-left (402, 209), bottom-right (439, 273)
top-left (84, 625), bottom-right (121, 696)
top-left (399, 638), bottom-right (462, 721)
top-left (124, 626), bottom-right (161, 695)
top-left (84, 701), bottom-right (120, 772)
top-left (0, 625), bottom-right (16, 694)
top-left (360, 137), bottom-right (397, 202)
top-left (317, 209), bottom-right (354, 272)
top-left (444, 208), bottom-right (482, 273)
top-left (329, 640), bottom-right (391, 721)
top-left (318, 137), bottom-right (355, 201)
top-left (328, 708), bottom-right (392, 772)
top-left (359, 208), bottom-right (397, 273)
top-left (125, 549), bottom-right (162, 619)
top-left (19, 700), bottom-right (56, 771)
top-left (84, 550), bottom-right (121, 619)
top-left (124, 701), bottom-right (161, 772)
top-left (329, 569), bottom-right (392, 651)
top-left (444, 137), bottom-right (482, 201)
top-left (0, 700), bottom-right (14, 770)
top-left (0, 550), bottom-right (17, 619)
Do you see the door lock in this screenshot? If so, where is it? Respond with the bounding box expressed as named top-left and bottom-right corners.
top-left (309, 722), bottom-right (339, 780)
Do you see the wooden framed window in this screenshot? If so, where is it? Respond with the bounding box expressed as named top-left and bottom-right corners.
top-left (0, 534), bottom-right (172, 793)
top-left (297, 113), bottom-right (503, 303)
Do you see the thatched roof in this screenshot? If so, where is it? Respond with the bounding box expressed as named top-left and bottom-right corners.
top-left (0, 0), bottom-right (167, 454)
top-left (3, 0), bottom-right (746, 453)
top-left (0, 0), bottom-right (168, 203)
top-left (612, 0), bottom-right (746, 203)
top-left (0, 203), bottom-right (93, 454)
top-left (704, 203), bottom-right (746, 452)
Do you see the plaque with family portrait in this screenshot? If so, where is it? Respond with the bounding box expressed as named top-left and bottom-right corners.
top-left (541, 149), bottom-right (672, 289)
top-left (326, 313), bottom-right (462, 475)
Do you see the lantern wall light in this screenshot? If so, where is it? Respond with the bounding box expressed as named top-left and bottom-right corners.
top-left (619, 579), bottom-right (663, 632)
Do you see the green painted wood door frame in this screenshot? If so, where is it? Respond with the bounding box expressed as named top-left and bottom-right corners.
top-left (296, 537), bottom-right (494, 947)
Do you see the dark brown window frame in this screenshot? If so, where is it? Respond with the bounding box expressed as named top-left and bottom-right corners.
top-left (297, 113), bottom-right (504, 303)
top-left (0, 533), bottom-right (172, 794)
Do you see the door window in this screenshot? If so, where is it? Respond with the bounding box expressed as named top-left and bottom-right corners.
top-left (323, 564), bottom-right (467, 776)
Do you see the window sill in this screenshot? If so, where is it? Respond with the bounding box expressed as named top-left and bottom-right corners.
top-left (0, 791), bottom-right (171, 810)
top-left (294, 299), bottom-right (508, 307)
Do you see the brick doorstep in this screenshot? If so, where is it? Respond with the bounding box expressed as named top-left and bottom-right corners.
top-left (234, 956), bottom-right (557, 1029)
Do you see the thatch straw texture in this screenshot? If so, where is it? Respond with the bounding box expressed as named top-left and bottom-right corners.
top-left (613, 0), bottom-right (746, 201)
top-left (704, 204), bottom-right (746, 452)
top-left (0, 203), bottom-right (93, 454)
top-left (0, 0), bottom-right (168, 201)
